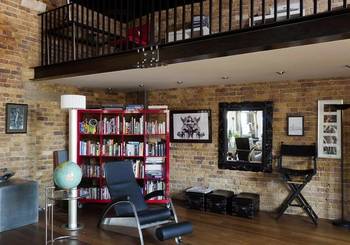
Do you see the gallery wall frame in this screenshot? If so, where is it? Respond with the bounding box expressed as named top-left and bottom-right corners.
top-left (5, 103), bottom-right (28, 134)
top-left (317, 100), bottom-right (343, 159)
top-left (287, 115), bottom-right (304, 136)
top-left (170, 109), bottom-right (212, 143)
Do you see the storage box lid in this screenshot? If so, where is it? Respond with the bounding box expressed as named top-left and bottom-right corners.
top-left (208, 189), bottom-right (234, 198)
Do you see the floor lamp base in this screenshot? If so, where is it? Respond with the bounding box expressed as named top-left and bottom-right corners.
top-left (332, 219), bottom-right (350, 229)
top-left (62, 223), bottom-right (84, 231)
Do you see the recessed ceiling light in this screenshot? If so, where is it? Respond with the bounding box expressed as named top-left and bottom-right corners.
top-left (345, 65), bottom-right (350, 69)
top-left (276, 71), bottom-right (286, 76)
top-left (221, 76), bottom-right (229, 80)
top-left (177, 81), bottom-right (184, 85)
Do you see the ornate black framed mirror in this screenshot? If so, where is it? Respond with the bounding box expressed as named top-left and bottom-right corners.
top-left (218, 101), bottom-right (273, 172)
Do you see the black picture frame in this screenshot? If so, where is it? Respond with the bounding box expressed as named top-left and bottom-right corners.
top-left (287, 115), bottom-right (304, 136)
top-left (170, 109), bottom-right (212, 143)
top-left (218, 101), bottom-right (273, 173)
top-left (5, 103), bottom-right (28, 134)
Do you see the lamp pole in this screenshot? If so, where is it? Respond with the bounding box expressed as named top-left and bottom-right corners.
top-left (332, 104), bottom-right (350, 229)
top-left (61, 95), bottom-right (86, 231)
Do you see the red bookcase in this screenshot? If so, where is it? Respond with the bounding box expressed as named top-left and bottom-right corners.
top-left (76, 109), bottom-right (170, 205)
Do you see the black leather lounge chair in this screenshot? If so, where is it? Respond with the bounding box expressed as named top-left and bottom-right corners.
top-left (98, 161), bottom-right (193, 244)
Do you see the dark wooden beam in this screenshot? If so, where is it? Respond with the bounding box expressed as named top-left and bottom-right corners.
top-left (34, 9), bottom-right (350, 80)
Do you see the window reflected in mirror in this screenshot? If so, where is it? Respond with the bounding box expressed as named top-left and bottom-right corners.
top-left (226, 110), bottom-right (263, 163)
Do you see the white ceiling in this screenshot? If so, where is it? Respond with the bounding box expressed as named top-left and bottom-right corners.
top-left (47, 39), bottom-right (350, 91)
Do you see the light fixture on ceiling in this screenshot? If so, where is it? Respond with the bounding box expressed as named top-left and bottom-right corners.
top-left (221, 76), bottom-right (229, 80)
top-left (177, 81), bottom-right (184, 85)
top-left (138, 84), bottom-right (144, 88)
top-left (345, 65), bottom-right (350, 69)
top-left (276, 71), bottom-right (286, 76)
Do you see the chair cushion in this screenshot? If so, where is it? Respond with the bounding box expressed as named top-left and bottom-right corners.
top-left (156, 222), bottom-right (193, 241)
top-left (137, 208), bottom-right (172, 225)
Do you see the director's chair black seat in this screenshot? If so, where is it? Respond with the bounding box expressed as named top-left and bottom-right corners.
top-left (276, 143), bottom-right (318, 225)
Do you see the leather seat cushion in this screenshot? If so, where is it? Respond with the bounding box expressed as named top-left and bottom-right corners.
top-left (156, 221), bottom-right (193, 241)
top-left (137, 208), bottom-right (172, 225)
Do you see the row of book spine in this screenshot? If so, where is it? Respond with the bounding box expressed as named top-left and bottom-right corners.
top-left (81, 164), bottom-right (105, 178)
top-left (80, 140), bottom-right (100, 156)
top-left (123, 116), bottom-right (144, 134)
top-left (101, 139), bottom-right (122, 156)
top-left (132, 160), bottom-right (144, 178)
top-left (146, 141), bottom-right (166, 156)
top-left (80, 186), bottom-right (110, 200)
top-left (100, 116), bottom-right (121, 134)
top-left (125, 142), bottom-right (144, 156)
top-left (145, 121), bottom-right (166, 134)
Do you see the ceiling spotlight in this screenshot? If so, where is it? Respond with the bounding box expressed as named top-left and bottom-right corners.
top-left (221, 76), bottom-right (229, 80)
top-left (345, 65), bottom-right (350, 69)
top-left (276, 71), bottom-right (286, 76)
top-left (138, 84), bottom-right (144, 88)
top-left (177, 81), bottom-right (184, 85)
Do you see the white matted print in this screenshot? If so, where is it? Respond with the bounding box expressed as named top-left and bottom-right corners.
top-left (318, 100), bottom-right (343, 159)
top-left (170, 110), bottom-right (212, 143)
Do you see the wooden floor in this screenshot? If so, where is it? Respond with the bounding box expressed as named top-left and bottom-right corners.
top-left (1, 204), bottom-right (349, 245)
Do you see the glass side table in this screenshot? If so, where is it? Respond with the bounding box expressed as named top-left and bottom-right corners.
top-left (45, 186), bottom-right (86, 245)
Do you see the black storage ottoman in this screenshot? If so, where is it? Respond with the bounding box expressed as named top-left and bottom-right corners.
top-left (185, 187), bottom-right (213, 211)
top-left (206, 190), bottom-right (234, 214)
top-left (231, 192), bottom-right (260, 218)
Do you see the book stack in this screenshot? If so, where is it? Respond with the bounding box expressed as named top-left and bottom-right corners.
top-left (132, 160), bottom-right (144, 178)
top-left (146, 181), bottom-right (164, 200)
top-left (81, 164), bottom-right (100, 178)
top-left (146, 121), bottom-right (166, 134)
top-left (80, 140), bottom-right (100, 156)
top-left (101, 139), bottom-right (122, 156)
top-left (100, 116), bottom-right (121, 134)
top-left (124, 116), bottom-right (144, 134)
top-left (145, 157), bottom-right (164, 178)
top-left (125, 104), bottom-right (144, 112)
top-left (125, 142), bottom-right (144, 156)
top-left (146, 140), bottom-right (166, 156)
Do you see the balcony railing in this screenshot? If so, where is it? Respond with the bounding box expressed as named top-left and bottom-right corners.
top-left (39, 0), bottom-right (349, 66)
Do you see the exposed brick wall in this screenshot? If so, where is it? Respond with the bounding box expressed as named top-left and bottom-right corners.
top-left (146, 79), bottom-right (350, 220)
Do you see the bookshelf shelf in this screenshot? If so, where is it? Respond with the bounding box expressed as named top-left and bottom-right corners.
top-left (77, 108), bottom-right (170, 205)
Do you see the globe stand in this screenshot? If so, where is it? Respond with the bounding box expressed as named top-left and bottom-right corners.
top-left (63, 187), bottom-right (84, 231)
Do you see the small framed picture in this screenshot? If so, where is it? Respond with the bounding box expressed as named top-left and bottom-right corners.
top-left (170, 109), bottom-right (212, 143)
top-left (6, 103), bottom-right (28, 134)
top-left (287, 115), bottom-right (304, 136)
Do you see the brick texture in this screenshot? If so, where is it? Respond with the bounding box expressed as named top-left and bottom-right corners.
top-left (146, 79), bottom-right (350, 220)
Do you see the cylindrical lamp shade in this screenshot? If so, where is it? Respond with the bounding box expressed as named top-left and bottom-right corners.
top-left (61, 95), bottom-right (86, 110)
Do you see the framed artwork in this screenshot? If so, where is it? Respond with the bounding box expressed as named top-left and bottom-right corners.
top-left (317, 100), bottom-right (342, 159)
top-left (5, 103), bottom-right (28, 134)
top-left (170, 110), bottom-right (212, 143)
top-left (287, 115), bottom-right (304, 136)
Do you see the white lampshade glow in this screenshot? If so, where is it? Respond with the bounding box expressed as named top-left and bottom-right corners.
top-left (60, 95), bottom-right (86, 110)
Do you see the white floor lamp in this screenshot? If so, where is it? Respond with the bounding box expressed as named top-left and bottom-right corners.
top-left (60, 94), bottom-right (86, 230)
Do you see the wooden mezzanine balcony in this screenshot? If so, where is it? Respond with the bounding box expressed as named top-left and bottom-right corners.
top-left (34, 0), bottom-right (350, 80)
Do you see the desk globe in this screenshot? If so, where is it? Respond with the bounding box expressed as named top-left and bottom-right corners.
top-left (53, 161), bottom-right (82, 189)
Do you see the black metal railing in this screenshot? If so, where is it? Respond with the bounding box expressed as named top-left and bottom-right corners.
top-left (40, 0), bottom-right (349, 66)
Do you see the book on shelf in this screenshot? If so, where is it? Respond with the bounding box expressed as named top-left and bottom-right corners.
top-left (101, 104), bottom-right (124, 110)
top-left (123, 115), bottom-right (144, 134)
top-left (101, 139), bottom-right (122, 156)
top-left (125, 142), bottom-right (144, 156)
top-left (79, 186), bottom-right (110, 200)
top-left (132, 160), bottom-right (144, 178)
top-left (146, 139), bottom-right (166, 157)
top-left (80, 140), bottom-right (100, 156)
top-left (146, 180), bottom-right (164, 200)
top-left (81, 164), bottom-right (100, 178)
top-left (100, 116), bottom-right (121, 134)
top-left (148, 105), bottom-right (168, 109)
top-left (146, 120), bottom-right (166, 134)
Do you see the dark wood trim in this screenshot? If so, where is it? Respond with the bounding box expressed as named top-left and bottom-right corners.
top-left (34, 9), bottom-right (350, 80)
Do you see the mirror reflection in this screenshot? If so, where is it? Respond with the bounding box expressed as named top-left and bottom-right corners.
top-left (226, 110), bottom-right (263, 163)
